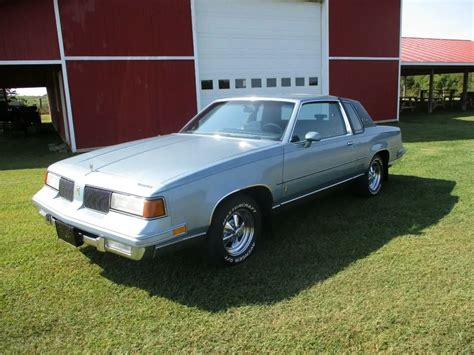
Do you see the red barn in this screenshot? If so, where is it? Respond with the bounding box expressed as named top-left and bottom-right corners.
top-left (0, 0), bottom-right (401, 152)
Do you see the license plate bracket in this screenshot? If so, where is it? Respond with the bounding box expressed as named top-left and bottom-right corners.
top-left (55, 220), bottom-right (83, 247)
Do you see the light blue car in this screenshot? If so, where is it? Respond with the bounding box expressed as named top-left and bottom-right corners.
top-left (33, 96), bottom-right (406, 265)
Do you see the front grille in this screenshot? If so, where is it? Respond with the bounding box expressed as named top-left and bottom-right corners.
top-left (58, 178), bottom-right (74, 202)
top-left (84, 186), bottom-right (112, 213)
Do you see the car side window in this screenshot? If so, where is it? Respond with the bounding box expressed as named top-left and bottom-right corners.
top-left (342, 102), bottom-right (364, 134)
top-left (291, 102), bottom-right (347, 142)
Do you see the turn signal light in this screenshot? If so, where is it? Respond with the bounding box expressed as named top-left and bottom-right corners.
top-left (143, 199), bottom-right (166, 219)
top-left (172, 225), bottom-right (187, 236)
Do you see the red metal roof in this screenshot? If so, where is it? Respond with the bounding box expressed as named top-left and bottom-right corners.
top-left (401, 37), bottom-right (474, 64)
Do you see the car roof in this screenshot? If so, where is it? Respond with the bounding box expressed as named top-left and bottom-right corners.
top-left (212, 95), bottom-right (341, 104)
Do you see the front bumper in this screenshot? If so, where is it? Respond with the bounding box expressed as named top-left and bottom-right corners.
top-left (33, 186), bottom-right (194, 261)
top-left (43, 212), bottom-right (153, 260)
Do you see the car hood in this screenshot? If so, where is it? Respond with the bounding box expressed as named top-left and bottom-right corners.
top-left (54, 134), bottom-right (278, 189)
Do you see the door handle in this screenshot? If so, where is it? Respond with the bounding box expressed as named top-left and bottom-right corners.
top-left (347, 141), bottom-right (354, 146)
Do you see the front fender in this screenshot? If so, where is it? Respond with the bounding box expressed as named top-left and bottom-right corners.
top-left (164, 154), bottom-right (283, 236)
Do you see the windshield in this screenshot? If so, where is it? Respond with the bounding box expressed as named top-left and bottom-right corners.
top-left (182, 100), bottom-right (295, 140)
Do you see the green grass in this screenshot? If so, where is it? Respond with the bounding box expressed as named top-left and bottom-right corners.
top-left (1, 112), bottom-right (473, 352)
top-left (41, 114), bottom-right (52, 124)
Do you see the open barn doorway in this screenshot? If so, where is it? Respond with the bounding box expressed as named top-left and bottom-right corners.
top-left (0, 64), bottom-right (70, 150)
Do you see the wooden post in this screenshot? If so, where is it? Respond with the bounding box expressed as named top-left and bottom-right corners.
top-left (461, 69), bottom-right (469, 111)
top-left (428, 69), bottom-right (434, 114)
top-left (1, 88), bottom-right (7, 103)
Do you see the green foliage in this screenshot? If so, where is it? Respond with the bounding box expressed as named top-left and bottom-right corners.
top-left (0, 88), bottom-right (17, 103)
top-left (401, 73), bottom-right (474, 97)
top-left (1, 115), bottom-right (474, 352)
top-left (0, 89), bottom-right (50, 114)
top-left (15, 95), bottom-right (50, 115)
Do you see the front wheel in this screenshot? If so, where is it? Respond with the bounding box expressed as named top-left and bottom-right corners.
top-left (356, 155), bottom-right (384, 196)
top-left (207, 195), bottom-right (262, 266)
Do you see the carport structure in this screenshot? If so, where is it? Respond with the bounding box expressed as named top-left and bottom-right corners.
top-left (400, 37), bottom-right (474, 113)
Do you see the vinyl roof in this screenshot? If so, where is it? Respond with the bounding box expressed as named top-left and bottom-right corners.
top-left (401, 37), bottom-right (474, 64)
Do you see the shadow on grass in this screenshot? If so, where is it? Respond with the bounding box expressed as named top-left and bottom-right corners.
top-left (0, 124), bottom-right (71, 171)
top-left (397, 111), bottom-right (474, 143)
top-left (83, 174), bottom-right (458, 312)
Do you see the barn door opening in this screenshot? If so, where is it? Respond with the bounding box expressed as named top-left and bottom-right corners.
top-left (0, 64), bottom-right (70, 146)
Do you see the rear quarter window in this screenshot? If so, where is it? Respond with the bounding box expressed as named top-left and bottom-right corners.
top-left (342, 102), bottom-right (364, 134)
top-left (353, 101), bottom-right (376, 128)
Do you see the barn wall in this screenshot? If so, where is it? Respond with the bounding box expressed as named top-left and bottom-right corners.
top-left (0, 0), bottom-right (403, 148)
top-left (47, 70), bottom-right (67, 141)
top-left (329, 0), bottom-right (400, 58)
top-left (57, 0), bottom-right (196, 149)
top-left (330, 60), bottom-right (399, 121)
top-left (59, 0), bottom-right (194, 56)
top-left (67, 60), bottom-right (197, 149)
top-left (329, 0), bottom-right (401, 121)
top-left (0, 0), bottom-right (59, 60)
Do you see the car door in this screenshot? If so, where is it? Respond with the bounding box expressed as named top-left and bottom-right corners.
top-left (340, 100), bottom-right (371, 174)
top-left (281, 101), bottom-right (358, 202)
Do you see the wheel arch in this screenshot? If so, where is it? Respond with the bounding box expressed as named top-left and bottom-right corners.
top-left (375, 149), bottom-right (390, 181)
top-left (209, 185), bottom-right (274, 226)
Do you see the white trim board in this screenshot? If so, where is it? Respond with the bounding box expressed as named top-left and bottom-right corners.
top-left (330, 56), bottom-right (400, 61)
top-left (65, 56), bottom-right (195, 61)
top-left (190, 0), bottom-right (202, 111)
top-left (397, 0), bottom-right (403, 122)
top-left (321, 0), bottom-right (330, 95)
top-left (0, 60), bottom-right (61, 65)
top-left (402, 62), bottom-right (474, 66)
top-left (53, 0), bottom-right (77, 153)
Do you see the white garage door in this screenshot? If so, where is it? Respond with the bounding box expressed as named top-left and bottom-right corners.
top-left (195, 0), bottom-right (324, 108)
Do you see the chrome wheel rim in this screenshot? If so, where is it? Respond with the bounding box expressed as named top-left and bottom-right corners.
top-left (222, 209), bottom-right (255, 257)
top-left (368, 160), bottom-right (382, 193)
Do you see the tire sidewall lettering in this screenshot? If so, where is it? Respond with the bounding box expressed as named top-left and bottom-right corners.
top-left (220, 202), bottom-right (258, 263)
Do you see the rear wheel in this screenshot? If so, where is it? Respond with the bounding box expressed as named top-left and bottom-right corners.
top-left (207, 195), bottom-right (262, 266)
top-left (356, 155), bottom-right (384, 196)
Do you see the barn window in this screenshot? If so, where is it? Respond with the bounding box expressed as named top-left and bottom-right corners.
top-left (235, 79), bottom-right (246, 89)
top-left (201, 80), bottom-right (213, 90)
top-left (295, 77), bottom-right (305, 86)
top-left (219, 80), bottom-right (230, 89)
top-left (309, 77), bottom-right (318, 86)
top-left (251, 79), bottom-right (262, 88)
top-left (267, 78), bottom-right (277, 88)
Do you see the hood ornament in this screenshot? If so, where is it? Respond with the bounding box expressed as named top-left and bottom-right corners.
top-left (89, 162), bottom-right (94, 172)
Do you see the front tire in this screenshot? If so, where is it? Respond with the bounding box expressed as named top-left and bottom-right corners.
top-left (356, 155), bottom-right (384, 196)
top-left (207, 195), bottom-right (262, 266)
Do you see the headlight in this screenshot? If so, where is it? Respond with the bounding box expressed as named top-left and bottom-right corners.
top-left (110, 193), bottom-right (166, 219)
top-left (45, 171), bottom-right (61, 190)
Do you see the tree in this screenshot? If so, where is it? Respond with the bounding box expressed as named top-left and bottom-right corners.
top-left (401, 73), bottom-right (473, 97)
top-left (0, 88), bottom-right (18, 103)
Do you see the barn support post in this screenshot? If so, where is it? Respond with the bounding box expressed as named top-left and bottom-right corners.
top-left (428, 68), bottom-right (434, 114)
top-left (461, 69), bottom-right (469, 112)
top-left (1, 88), bottom-right (7, 103)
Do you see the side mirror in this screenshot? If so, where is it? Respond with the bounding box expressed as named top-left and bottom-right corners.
top-left (304, 131), bottom-right (322, 148)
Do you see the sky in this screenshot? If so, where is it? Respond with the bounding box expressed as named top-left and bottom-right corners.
top-left (15, 0), bottom-right (474, 96)
top-left (403, 0), bottom-right (473, 40)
